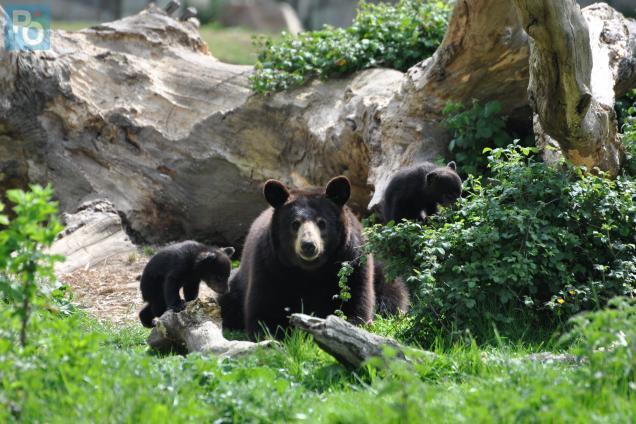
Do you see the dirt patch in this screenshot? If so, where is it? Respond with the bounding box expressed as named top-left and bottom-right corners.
top-left (60, 250), bottom-right (217, 326)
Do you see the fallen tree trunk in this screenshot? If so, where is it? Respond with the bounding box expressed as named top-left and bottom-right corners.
top-left (147, 298), bottom-right (275, 356)
top-left (0, 2), bottom-right (634, 245)
top-left (289, 313), bottom-right (424, 367)
top-left (512, 1), bottom-right (636, 174)
top-left (290, 313), bottom-right (582, 368)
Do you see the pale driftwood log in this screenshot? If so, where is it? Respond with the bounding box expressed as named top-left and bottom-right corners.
top-left (512, 1), bottom-right (636, 175)
top-left (50, 199), bottom-right (137, 274)
top-left (290, 314), bottom-right (583, 368)
top-left (289, 313), bottom-right (434, 368)
top-left (147, 298), bottom-right (276, 356)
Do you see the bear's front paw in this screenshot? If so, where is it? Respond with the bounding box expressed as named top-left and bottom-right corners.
top-left (169, 301), bottom-right (187, 312)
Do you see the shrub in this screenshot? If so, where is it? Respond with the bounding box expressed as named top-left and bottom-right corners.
top-left (0, 185), bottom-right (64, 346)
top-left (615, 88), bottom-right (636, 130)
top-left (250, 0), bottom-right (452, 94)
top-left (366, 144), bottom-right (636, 342)
top-left (623, 112), bottom-right (636, 177)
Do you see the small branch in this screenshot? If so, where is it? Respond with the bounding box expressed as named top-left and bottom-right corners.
top-left (148, 298), bottom-right (276, 357)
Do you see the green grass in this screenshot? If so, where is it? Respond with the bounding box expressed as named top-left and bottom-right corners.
top-left (0, 300), bottom-right (634, 423)
top-left (53, 21), bottom-right (274, 65)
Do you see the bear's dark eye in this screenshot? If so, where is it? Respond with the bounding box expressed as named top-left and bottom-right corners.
top-left (291, 219), bottom-right (302, 231)
top-left (317, 218), bottom-right (327, 230)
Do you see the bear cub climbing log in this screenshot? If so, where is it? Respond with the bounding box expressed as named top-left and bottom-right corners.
top-left (139, 241), bottom-right (235, 328)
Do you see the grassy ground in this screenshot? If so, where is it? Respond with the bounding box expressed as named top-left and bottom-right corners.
top-left (0, 300), bottom-right (633, 423)
top-left (53, 21), bottom-right (272, 65)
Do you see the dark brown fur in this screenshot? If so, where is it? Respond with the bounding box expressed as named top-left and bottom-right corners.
top-left (383, 161), bottom-right (462, 223)
top-left (220, 178), bottom-right (375, 340)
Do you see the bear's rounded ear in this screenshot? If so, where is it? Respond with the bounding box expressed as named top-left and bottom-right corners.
top-left (264, 180), bottom-right (290, 208)
top-left (222, 246), bottom-right (235, 258)
top-left (326, 176), bottom-right (351, 207)
top-left (447, 161), bottom-right (457, 171)
top-left (426, 171), bottom-right (439, 186)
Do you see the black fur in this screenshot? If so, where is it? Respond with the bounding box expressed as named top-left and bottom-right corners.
top-left (373, 261), bottom-right (410, 316)
top-left (138, 241), bottom-right (234, 328)
top-left (383, 161), bottom-right (462, 223)
top-left (220, 177), bottom-right (375, 340)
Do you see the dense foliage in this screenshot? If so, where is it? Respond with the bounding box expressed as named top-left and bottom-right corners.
top-left (620, 89), bottom-right (636, 176)
top-left (442, 100), bottom-right (517, 176)
top-left (251, 0), bottom-right (451, 94)
top-left (367, 144), bottom-right (636, 341)
top-left (616, 88), bottom-right (636, 130)
top-left (0, 185), bottom-right (63, 346)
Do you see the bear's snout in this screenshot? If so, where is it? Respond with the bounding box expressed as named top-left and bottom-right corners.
top-left (301, 240), bottom-right (317, 257)
top-left (294, 221), bottom-right (324, 261)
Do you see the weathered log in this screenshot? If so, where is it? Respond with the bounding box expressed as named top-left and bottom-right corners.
top-left (289, 313), bottom-right (432, 368)
top-left (50, 199), bottom-right (137, 274)
top-left (290, 313), bottom-right (584, 368)
top-left (512, 1), bottom-right (636, 175)
top-left (147, 298), bottom-right (276, 356)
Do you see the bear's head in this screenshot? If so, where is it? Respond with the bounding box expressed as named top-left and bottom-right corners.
top-left (426, 161), bottom-right (462, 206)
top-left (195, 246), bottom-right (235, 293)
top-left (264, 176), bottom-right (351, 270)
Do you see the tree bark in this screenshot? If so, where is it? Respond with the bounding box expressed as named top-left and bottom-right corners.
top-left (147, 298), bottom-right (276, 356)
top-left (512, 1), bottom-right (636, 175)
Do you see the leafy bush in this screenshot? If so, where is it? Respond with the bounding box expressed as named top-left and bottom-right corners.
top-left (0, 185), bottom-right (64, 346)
top-left (615, 88), bottom-right (636, 130)
top-left (251, 0), bottom-right (452, 94)
top-left (366, 144), bottom-right (636, 341)
top-left (623, 112), bottom-right (636, 177)
top-left (443, 100), bottom-right (525, 176)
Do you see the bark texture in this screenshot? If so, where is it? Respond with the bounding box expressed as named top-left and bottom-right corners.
top-left (512, 1), bottom-right (636, 174)
top-left (50, 199), bottom-right (137, 274)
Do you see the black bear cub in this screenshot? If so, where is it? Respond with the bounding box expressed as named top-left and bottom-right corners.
top-left (139, 241), bottom-right (235, 328)
top-left (220, 176), bottom-right (376, 340)
top-left (383, 161), bottom-right (462, 223)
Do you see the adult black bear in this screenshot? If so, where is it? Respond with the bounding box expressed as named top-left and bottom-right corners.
top-left (383, 161), bottom-right (462, 223)
top-left (139, 241), bottom-right (235, 328)
top-left (220, 177), bottom-right (376, 340)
